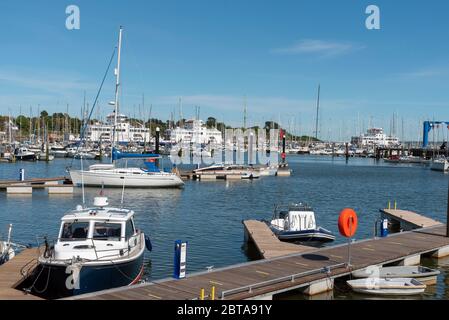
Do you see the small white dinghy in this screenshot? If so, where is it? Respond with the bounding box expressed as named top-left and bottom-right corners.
top-left (352, 266), bottom-right (440, 284)
top-left (347, 278), bottom-right (426, 296)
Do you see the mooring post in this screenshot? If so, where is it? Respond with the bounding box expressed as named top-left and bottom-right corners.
top-left (155, 126), bottom-right (160, 167)
top-left (447, 176), bottom-right (449, 237)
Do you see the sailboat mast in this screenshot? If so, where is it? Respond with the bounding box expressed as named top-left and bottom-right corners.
top-left (315, 84), bottom-right (320, 140)
top-left (112, 26), bottom-right (123, 159)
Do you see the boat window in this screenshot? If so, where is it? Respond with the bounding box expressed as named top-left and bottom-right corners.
top-left (125, 220), bottom-right (135, 239)
top-left (60, 222), bottom-right (89, 241)
top-left (92, 222), bottom-right (122, 241)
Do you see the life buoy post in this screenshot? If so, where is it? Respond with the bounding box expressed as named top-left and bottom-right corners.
top-left (338, 208), bottom-right (358, 269)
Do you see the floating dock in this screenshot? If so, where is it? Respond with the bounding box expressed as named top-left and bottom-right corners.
top-left (66, 209), bottom-right (449, 301)
top-left (0, 248), bottom-right (42, 300)
top-left (0, 177), bottom-right (73, 195)
top-left (380, 209), bottom-right (442, 231)
top-left (243, 220), bottom-right (312, 259)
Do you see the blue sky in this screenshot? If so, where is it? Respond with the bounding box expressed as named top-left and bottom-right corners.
top-left (1, 0), bottom-right (449, 140)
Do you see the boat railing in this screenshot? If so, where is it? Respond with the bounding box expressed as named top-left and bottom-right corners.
top-left (218, 262), bottom-right (347, 300)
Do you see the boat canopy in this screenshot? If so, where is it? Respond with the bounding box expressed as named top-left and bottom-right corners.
top-left (112, 148), bottom-right (160, 161)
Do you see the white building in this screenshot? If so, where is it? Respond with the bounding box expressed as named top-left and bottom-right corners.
top-left (354, 128), bottom-right (400, 148)
top-left (86, 113), bottom-right (150, 144)
top-left (167, 119), bottom-right (222, 145)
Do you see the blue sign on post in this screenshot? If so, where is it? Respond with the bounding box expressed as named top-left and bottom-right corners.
top-left (173, 240), bottom-right (187, 279)
top-left (380, 219), bottom-right (389, 237)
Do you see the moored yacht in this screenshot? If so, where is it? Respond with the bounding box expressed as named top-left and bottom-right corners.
top-left (14, 147), bottom-right (37, 161)
top-left (67, 27), bottom-right (184, 189)
top-left (430, 157), bottom-right (449, 172)
top-left (29, 196), bottom-right (151, 298)
top-left (69, 150), bottom-right (184, 188)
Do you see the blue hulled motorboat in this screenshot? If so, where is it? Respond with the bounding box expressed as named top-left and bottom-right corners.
top-left (268, 203), bottom-right (335, 246)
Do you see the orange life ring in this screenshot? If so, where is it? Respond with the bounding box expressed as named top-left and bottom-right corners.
top-left (338, 208), bottom-right (358, 238)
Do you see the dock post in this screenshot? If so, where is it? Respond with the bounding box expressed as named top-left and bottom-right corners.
top-left (447, 175), bottom-right (449, 237)
top-left (199, 288), bottom-right (205, 300)
top-left (211, 286), bottom-right (215, 300)
top-left (155, 127), bottom-right (160, 167)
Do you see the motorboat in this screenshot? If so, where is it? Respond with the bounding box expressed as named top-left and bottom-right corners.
top-left (347, 278), bottom-right (426, 296)
top-left (14, 147), bottom-right (37, 161)
top-left (268, 203), bottom-right (335, 245)
top-left (352, 266), bottom-right (440, 284)
top-left (241, 171), bottom-right (260, 180)
top-left (29, 196), bottom-right (152, 298)
top-left (430, 157), bottom-right (449, 172)
top-left (37, 152), bottom-right (55, 161)
top-left (257, 165), bottom-right (278, 176)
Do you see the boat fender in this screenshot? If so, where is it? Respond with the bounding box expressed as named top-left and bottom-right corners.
top-left (338, 208), bottom-right (358, 238)
top-left (145, 235), bottom-right (153, 251)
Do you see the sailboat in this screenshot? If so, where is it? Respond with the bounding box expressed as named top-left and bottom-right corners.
top-left (68, 27), bottom-right (184, 188)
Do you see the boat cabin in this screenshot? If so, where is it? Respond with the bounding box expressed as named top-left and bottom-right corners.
top-left (53, 197), bottom-right (141, 261)
top-left (271, 203), bottom-right (317, 232)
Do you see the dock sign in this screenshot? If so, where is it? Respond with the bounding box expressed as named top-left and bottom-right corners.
top-left (174, 240), bottom-right (187, 279)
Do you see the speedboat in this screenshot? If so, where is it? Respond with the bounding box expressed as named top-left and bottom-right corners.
top-left (347, 278), bottom-right (426, 296)
top-left (352, 265), bottom-right (440, 284)
top-left (268, 203), bottom-right (335, 246)
top-left (14, 147), bottom-right (37, 161)
top-left (29, 196), bottom-right (152, 298)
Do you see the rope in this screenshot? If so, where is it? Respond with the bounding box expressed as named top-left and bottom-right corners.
top-left (68, 47), bottom-right (116, 170)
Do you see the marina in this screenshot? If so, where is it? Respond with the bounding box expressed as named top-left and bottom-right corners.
top-left (1, 155), bottom-right (449, 300)
top-left (2, 1), bottom-right (449, 308)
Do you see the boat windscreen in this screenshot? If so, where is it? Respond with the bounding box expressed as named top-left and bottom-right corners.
top-left (60, 221), bottom-right (89, 241)
top-left (92, 222), bottom-right (122, 241)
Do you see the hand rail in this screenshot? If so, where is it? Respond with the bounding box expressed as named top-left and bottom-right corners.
top-left (219, 262), bottom-right (347, 300)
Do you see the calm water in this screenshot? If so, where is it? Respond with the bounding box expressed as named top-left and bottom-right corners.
top-left (1, 155), bottom-right (449, 299)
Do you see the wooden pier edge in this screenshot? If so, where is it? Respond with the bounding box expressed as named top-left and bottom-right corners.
top-left (69, 210), bottom-right (449, 301)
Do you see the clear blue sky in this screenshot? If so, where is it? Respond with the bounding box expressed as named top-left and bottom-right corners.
top-left (1, 0), bottom-right (449, 140)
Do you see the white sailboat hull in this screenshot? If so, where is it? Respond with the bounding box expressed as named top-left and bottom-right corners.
top-left (430, 160), bottom-right (449, 172)
top-left (69, 169), bottom-right (184, 188)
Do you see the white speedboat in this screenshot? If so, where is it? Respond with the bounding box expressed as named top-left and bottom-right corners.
top-left (268, 203), bottom-right (335, 246)
top-left (347, 278), bottom-right (426, 296)
top-left (352, 266), bottom-right (440, 284)
top-left (30, 196), bottom-right (152, 298)
top-left (430, 158), bottom-right (449, 172)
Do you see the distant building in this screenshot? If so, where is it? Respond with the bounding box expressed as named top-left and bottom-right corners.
top-left (352, 128), bottom-right (400, 148)
top-left (167, 119), bottom-right (223, 145)
top-left (86, 113), bottom-right (150, 143)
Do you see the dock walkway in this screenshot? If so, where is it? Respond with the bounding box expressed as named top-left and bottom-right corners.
top-left (70, 223), bottom-right (449, 300)
top-left (243, 220), bottom-right (312, 259)
top-left (0, 248), bottom-right (41, 300)
top-left (380, 209), bottom-right (442, 229)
